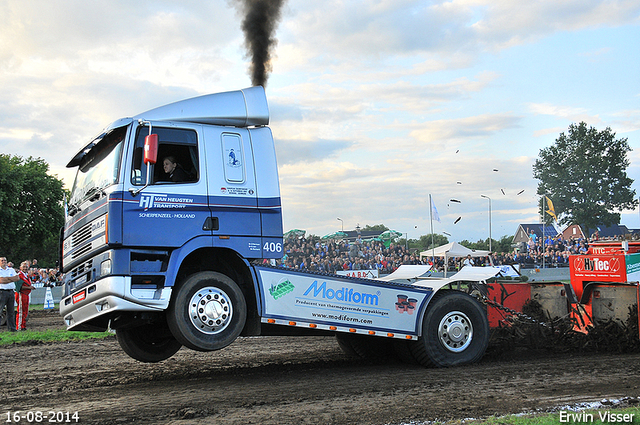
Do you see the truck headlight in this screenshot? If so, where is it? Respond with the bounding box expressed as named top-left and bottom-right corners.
top-left (100, 259), bottom-right (112, 276)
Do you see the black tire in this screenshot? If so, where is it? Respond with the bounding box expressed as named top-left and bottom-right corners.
top-left (335, 333), bottom-right (360, 358)
top-left (167, 271), bottom-right (246, 351)
top-left (335, 333), bottom-right (394, 360)
top-left (116, 321), bottom-right (182, 363)
top-left (393, 339), bottom-right (420, 365)
top-left (410, 290), bottom-right (489, 367)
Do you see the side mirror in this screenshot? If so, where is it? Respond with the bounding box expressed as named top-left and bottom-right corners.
top-left (144, 134), bottom-right (158, 165)
top-left (130, 122), bottom-right (157, 197)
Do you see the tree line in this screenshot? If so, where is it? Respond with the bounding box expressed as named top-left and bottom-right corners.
top-left (0, 155), bottom-right (66, 267)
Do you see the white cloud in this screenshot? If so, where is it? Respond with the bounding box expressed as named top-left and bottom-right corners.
top-left (469, 0), bottom-right (640, 50)
top-left (408, 113), bottom-right (522, 145)
top-left (528, 103), bottom-right (601, 128)
top-left (0, 0), bottom-right (638, 243)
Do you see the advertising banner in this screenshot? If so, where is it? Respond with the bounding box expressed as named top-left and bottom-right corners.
top-left (336, 269), bottom-right (379, 279)
top-left (626, 253), bottom-right (640, 282)
top-left (256, 267), bottom-right (433, 335)
top-left (570, 254), bottom-right (626, 283)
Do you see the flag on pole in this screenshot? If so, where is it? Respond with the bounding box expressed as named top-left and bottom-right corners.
top-left (545, 196), bottom-right (557, 223)
top-left (431, 199), bottom-right (441, 223)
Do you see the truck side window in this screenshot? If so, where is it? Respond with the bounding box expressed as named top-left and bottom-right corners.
top-left (131, 127), bottom-right (199, 185)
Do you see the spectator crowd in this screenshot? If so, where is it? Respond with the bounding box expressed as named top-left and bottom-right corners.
top-left (5, 231), bottom-right (636, 280)
top-left (272, 230), bottom-right (631, 274)
top-left (1, 259), bottom-right (62, 287)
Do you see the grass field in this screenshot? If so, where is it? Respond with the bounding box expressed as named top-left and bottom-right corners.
top-left (0, 328), bottom-right (112, 345)
top-left (0, 304), bottom-right (112, 345)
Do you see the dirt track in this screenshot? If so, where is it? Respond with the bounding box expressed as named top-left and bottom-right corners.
top-left (1, 310), bottom-right (640, 425)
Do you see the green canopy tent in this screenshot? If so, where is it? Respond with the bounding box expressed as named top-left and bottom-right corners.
top-left (362, 237), bottom-right (382, 243)
top-left (283, 229), bottom-right (306, 239)
top-left (321, 231), bottom-right (348, 240)
top-left (379, 230), bottom-right (403, 248)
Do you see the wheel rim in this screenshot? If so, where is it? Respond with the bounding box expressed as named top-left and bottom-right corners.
top-left (437, 310), bottom-right (473, 353)
top-left (188, 287), bottom-right (234, 335)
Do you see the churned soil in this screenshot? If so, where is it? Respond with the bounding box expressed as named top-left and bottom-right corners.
top-left (1, 309), bottom-right (640, 425)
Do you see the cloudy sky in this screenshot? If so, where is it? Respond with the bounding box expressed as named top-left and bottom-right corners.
top-left (1, 0), bottom-right (639, 244)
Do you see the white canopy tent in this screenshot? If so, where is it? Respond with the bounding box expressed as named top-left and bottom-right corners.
top-left (419, 242), bottom-right (491, 277)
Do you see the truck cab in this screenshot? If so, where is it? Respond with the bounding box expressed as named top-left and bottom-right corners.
top-left (61, 87), bottom-right (283, 361)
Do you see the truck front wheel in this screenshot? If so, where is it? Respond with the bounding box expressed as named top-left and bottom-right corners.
top-left (116, 322), bottom-right (182, 363)
top-left (167, 271), bottom-right (247, 352)
top-left (410, 290), bottom-right (488, 367)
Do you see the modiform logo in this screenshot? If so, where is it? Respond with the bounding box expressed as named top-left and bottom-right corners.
top-left (303, 280), bottom-right (379, 306)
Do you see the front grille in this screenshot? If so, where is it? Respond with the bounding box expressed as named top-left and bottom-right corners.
top-left (72, 244), bottom-right (93, 260)
top-left (64, 214), bottom-right (107, 265)
top-left (71, 222), bottom-right (92, 247)
top-left (70, 260), bottom-right (92, 279)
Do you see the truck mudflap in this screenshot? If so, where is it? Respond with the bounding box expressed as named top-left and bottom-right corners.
top-left (60, 276), bottom-right (172, 331)
top-left (253, 266), bottom-right (434, 340)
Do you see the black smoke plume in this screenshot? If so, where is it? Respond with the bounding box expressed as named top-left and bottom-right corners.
top-left (236, 0), bottom-right (285, 87)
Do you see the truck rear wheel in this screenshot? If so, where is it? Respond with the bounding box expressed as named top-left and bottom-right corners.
top-left (410, 290), bottom-right (488, 367)
top-left (167, 271), bottom-right (246, 352)
top-left (393, 339), bottom-right (420, 365)
top-left (116, 322), bottom-right (182, 363)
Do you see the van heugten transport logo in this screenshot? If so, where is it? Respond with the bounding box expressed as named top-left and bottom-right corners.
top-left (269, 279), bottom-right (294, 300)
top-left (138, 194), bottom-right (193, 211)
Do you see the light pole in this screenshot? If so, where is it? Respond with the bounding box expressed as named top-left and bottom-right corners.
top-left (480, 195), bottom-right (492, 252)
top-left (337, 217), bottom-right (343, 232)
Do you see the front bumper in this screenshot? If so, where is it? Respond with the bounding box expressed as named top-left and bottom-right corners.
top-left (60, 276), bottom-right (172, 331)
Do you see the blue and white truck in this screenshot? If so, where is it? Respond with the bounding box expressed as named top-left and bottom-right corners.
top-left (60, 87), bottom-right (489, 366)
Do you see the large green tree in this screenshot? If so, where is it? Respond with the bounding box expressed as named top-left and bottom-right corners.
top-left (0, 155), bottom-right (66, 266)
top-left (361, 224), bottom-right (389, 232)
top-left (533, 122), bottom-right (637, 235)
top-left (460, 235), bottom-right (514, 253)
top-left (416, 233), bottom-right (449, 251)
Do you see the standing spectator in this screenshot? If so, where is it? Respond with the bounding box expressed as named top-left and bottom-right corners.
top-left (39, 269), bottom-right (52, 287)
top-left (28, 267), bottom-right (40, 286)
top-left (527, 237), bottom-right (535, 252)
top-left (15, 261), bottom-right (34, 331)
top-left (578, 241), bottom-right (588, 254)
top-left (0, 256), bottom-right (20, 332)
top-left (48, 269), bottom-right (58, 286)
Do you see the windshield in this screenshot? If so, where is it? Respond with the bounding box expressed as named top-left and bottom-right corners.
top-left (69, 126), bottom-right (127, 208)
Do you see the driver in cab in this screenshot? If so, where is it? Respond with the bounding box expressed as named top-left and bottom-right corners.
top-left (162, 156), bottom-right (189, 182)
